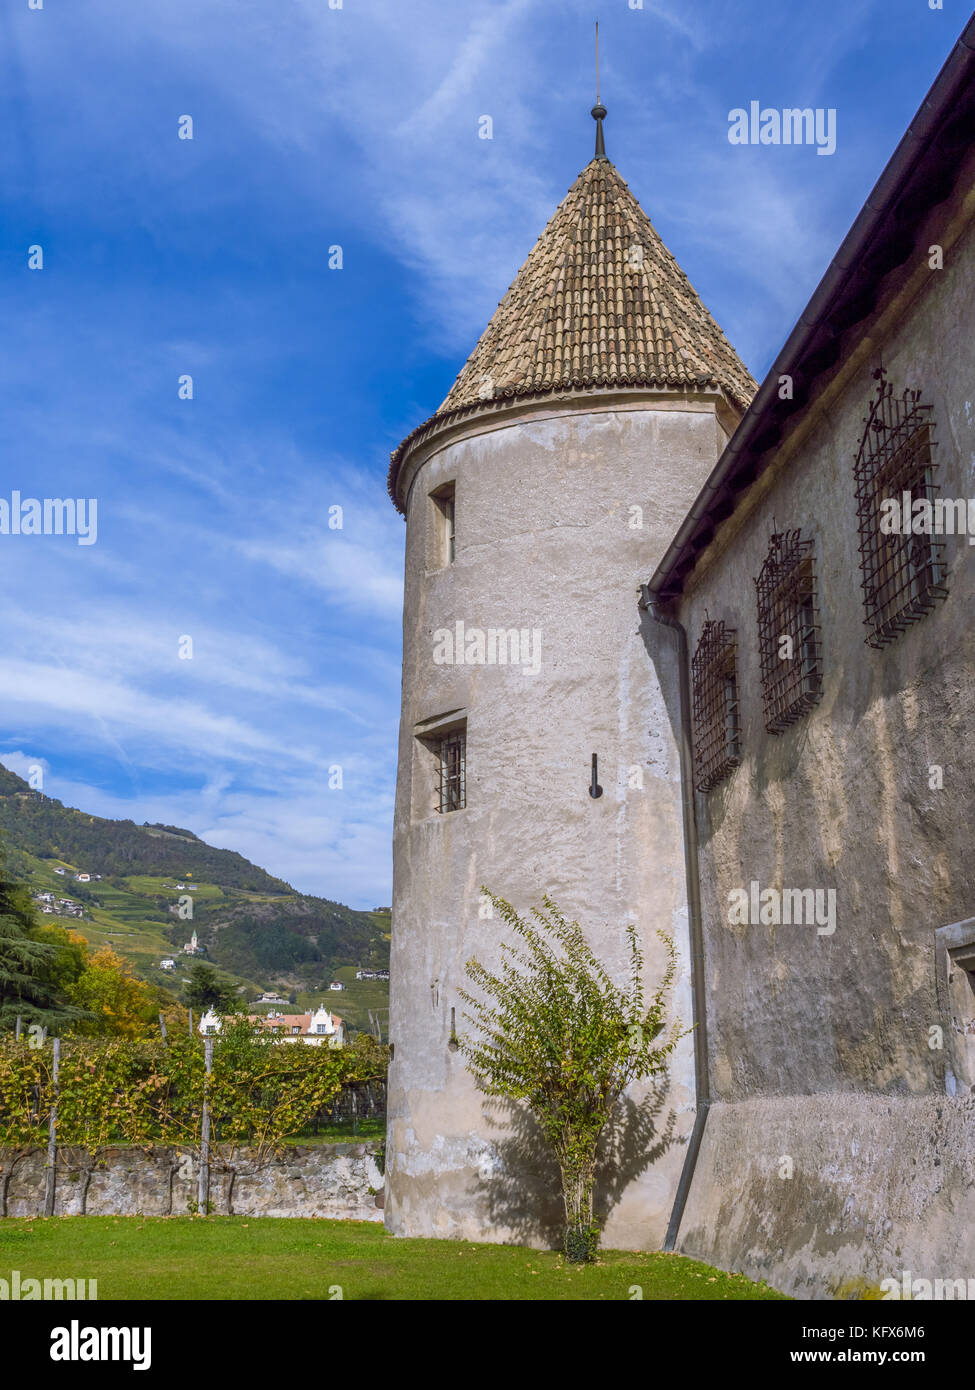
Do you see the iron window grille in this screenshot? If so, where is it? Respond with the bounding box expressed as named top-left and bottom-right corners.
top-left (438, 730), bottom-right (466, 813)
top-left (754, 529), bottom-right (823, 734)
top-left (854, 369), bottom-right (947, 648)
top-left (691, 620), bottom-right (741, 792)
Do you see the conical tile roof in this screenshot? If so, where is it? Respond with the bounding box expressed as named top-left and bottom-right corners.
top-left (389, 155), bottom-right (756, 510)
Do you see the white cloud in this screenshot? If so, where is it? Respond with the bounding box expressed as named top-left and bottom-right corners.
top-left (0, 750), bottom-right (51, 784)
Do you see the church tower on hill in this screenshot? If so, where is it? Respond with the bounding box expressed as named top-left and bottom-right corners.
top-left (384, 102), bottom-right (755, 1246)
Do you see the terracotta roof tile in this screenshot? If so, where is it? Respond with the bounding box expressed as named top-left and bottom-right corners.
top-left (388, 157), bottom-right (757, 511)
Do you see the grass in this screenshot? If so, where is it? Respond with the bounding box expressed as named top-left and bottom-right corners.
top-left (0, 1216), bottom-right (787, 1300)
top-left (289, 1118), bottom-right (385, 1144)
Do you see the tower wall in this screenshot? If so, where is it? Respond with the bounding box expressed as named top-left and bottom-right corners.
top-left (386, 391), bottom-right (732, 1247)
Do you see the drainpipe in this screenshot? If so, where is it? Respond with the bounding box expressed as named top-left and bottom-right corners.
top-left (639, 584), bottom-right (711, 1253)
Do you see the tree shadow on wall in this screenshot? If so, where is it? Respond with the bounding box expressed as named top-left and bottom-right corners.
top-left (470, 1076), bottom-right (681, 1249)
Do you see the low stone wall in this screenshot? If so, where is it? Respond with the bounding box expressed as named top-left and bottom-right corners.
top-left (0, 1143), bottom-right (385, 1221)
top-left (677, 1093), bottom-right (975, 1299)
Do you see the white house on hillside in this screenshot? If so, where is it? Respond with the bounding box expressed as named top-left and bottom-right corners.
top-left (197, 1004), bottom-right (344, 1048)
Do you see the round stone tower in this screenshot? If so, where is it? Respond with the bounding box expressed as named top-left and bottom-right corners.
top-left (385, 107), bottom-right (755, 1247)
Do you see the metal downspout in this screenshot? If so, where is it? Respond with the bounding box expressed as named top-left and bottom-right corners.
top-left (640, 585), bottom-right (711, 1253)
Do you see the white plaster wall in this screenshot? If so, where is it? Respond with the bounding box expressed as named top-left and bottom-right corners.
top-left (386, 395), bottom-right (730, 1248)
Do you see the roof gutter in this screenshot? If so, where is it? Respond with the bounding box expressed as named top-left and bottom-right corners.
top-left (648, 15), bottom-right (975, 601)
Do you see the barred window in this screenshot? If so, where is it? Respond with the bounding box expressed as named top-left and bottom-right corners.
top-left (854, 369), bottom-right (947, 648)
top-left (438, 730), bottom-right (466, 813)
top-left (691, 620), bottom-right (741, 793)
top-left (754, 529), bottom-right (823, 734)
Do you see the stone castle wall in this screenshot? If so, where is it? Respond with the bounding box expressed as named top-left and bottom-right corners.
top-left (0, 1144), bottom-right (384, 1221)
top-left (673, 154), bottom-right (975, 1295)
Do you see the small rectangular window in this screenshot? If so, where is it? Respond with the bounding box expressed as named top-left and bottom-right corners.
top-left (438, 730), bottom-right (466, 812)
top-left (413, 711), bottom-right (467, 819)
top-left (431, 484), bottom-right (456, 566)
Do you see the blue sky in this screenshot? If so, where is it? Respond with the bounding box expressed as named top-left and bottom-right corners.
top-left (0, 0), bottom-right (962, 907)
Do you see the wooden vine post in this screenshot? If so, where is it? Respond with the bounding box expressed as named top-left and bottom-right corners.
top-left (198, 1034), bottom-right (213, 1213)
top-left (44, 1038), bottom-right (60, 1217)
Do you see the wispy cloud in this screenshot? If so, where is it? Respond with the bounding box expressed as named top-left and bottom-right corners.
top-left (0, 0), bottom-right (953, 907)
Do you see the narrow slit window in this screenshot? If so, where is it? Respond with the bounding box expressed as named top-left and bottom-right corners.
top-left (691, 620), bottom-right (741, 793)
top-left (432, 484), bottom-right (456, 567)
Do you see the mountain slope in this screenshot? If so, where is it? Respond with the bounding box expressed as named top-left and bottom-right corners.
top-left (0, 766), bottom-right (286, 891)
top-left (0, 768), bottom-right (390, 1010)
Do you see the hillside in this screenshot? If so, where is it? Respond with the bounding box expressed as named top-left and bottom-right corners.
top-left (0, 766), bottom-right (286, 891)
top-left (0, 768), bottom-right (390, 1026)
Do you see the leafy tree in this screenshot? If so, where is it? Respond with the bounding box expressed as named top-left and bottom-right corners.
top-left (460, 892), bottom-right (687, 1263)
top-left (33, 923), bottom-right (89, 995)
top-left (66, 946), bottom-right (159, 1039)
top-left (184, 963), bottom-right (239, 1014)
top-left (0, 865), bottom-right (82, 1029)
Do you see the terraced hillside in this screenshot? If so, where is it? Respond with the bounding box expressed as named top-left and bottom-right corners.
top-left (0, 767), bottom-right (390, 1014)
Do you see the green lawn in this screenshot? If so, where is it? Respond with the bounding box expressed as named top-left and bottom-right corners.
top-left (291, 1118), bottom-right (386, 1143)
top-left (0, 1216), bottom-right (786, 1300)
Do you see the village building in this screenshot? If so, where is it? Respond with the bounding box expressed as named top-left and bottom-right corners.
top-left (198, 1004), bottom-right (345, 1048)
top-left (385, 21), bottom-right (975, 1298)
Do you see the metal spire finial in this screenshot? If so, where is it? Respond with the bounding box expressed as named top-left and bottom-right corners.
top-left (591, 21), bottom-right (608, 160)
